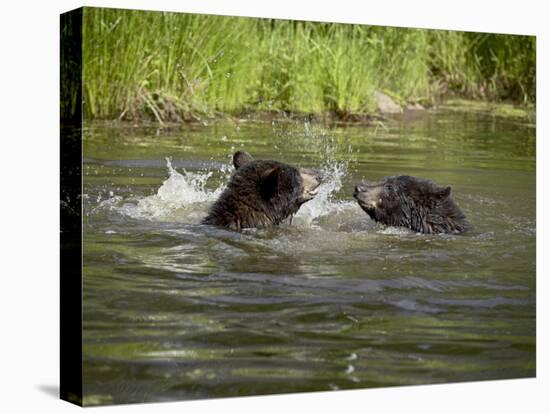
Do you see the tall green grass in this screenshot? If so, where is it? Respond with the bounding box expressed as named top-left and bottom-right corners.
top-left (82, 7), bottom-right (535, 122)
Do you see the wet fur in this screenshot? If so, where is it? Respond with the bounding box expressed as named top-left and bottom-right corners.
top-left (354, 175), bottom-right (468, 234)
top-left (203, 154), bottom-right (309, 230)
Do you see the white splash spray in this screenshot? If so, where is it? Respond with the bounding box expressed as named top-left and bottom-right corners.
top-left (118, 158), bottom-right (228, 222)
top-left (292, 122), bottom-right (358, 227)
top-left (96, 123), bottom-right (360, 228)
top-left (294, 161), bottom-right (355, 226)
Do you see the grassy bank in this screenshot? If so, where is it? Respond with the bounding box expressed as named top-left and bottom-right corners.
top-left (81, 7), bottom-right (535, 123)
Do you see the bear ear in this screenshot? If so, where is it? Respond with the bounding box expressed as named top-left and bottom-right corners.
top-left (259, 166), bottom-right (281, 200)
top-left (434, 186), bottom-right (451, 200)
top-left (233, 151), bottom-right (254, 169)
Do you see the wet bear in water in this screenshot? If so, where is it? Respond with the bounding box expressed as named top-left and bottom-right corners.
top-left (203, 151), bottom-right (322, 230)
top-left (353, 175), bottom-right (468, 234)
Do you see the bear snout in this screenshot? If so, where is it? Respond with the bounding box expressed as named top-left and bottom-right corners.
top-left (299, 168), bottom-right (323, 195)
top-left (353, 183), bottom-right (367, 198)
top-left (301, 168), bottom-right (323, 182)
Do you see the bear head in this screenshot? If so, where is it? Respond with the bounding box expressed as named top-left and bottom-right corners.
top-left (203, 151), bottom-right (322, 229)
top-left (353, 175), bottom-right (468, 234)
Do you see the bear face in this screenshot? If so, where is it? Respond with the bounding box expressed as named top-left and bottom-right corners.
top-left (203, 151), bottom-right (322, 230)
top-left (353, 175), bottom-right (468, 234)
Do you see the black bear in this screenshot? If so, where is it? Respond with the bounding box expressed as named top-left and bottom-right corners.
top-left (353, 175), bottom-right (468, 234)
top-left (203, 151), bottom-right (322, 229)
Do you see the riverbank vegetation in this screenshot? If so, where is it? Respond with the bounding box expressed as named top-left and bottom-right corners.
top-left (81, 7), bottom-right (535, 123)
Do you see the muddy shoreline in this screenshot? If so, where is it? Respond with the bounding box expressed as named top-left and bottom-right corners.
top-left (83, 99), bottom-right (535, 131)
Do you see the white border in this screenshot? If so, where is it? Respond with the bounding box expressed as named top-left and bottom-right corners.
top-left (0, 0), bottom-right (547, 412)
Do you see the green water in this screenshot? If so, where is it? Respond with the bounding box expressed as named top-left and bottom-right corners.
top-left (82, 109), bottom-right (535, 406)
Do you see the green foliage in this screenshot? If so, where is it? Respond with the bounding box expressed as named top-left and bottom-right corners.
top-left (430, 31), bottom-right (536, 103)
top-left (82, 7), bottom-right (536, 122)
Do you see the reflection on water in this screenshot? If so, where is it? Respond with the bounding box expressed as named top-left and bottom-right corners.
top-left (82, 109), bottom-right (535, 405)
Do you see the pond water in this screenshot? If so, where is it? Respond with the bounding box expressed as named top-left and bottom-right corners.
top-left (82, 108), bottom-right (536, 405)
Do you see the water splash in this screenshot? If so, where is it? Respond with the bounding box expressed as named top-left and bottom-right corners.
top-left (294, 161), bottom-right (356, 227)
top-left (377, 226), bottom-right (414, 235)
top-left (95, 124), bottom-right (362, 228)
top-left (159, 158), bottom-right (221, 204)
top-left (118, 158), bottom-right (229, 222)
top-left (291, 122), bottom-right (358, 227)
